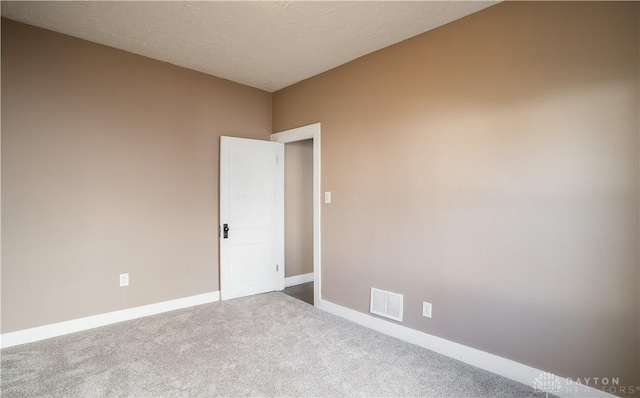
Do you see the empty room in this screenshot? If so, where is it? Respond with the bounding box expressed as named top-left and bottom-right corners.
top-left (1, 1), bottom-right (639, 397)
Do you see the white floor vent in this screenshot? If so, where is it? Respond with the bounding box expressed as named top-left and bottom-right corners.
top-left (370, 288), bottom-right (403, 322)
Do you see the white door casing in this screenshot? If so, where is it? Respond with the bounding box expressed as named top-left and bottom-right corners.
top-left (271, 123), bottom-right (321, 306)
top-left (220, 136), bottom-right (284, 300)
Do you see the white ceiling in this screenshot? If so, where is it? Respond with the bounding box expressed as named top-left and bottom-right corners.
top-left (1, 1), bottom-right (496, 92)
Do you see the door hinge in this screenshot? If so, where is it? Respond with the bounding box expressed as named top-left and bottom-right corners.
top-left (276, 155), bottom-right (279, 163)
top-left (276, 264), bottom-right (279, 272)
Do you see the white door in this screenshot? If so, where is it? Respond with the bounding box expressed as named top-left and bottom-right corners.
top-left (220, 136), bottom-right (284, 300)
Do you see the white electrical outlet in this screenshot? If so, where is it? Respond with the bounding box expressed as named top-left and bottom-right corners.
top-left (119, 273), bottom-right (129, 287)
top-left (422, 301), bottom-right (432, 318)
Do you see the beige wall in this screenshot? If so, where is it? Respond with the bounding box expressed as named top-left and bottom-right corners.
top-left (1, 19), bottom-right (272, 333)
top-left (273, 1), bottom-right (640, 390)
top-left (284, 140), bottom-right (313, 278)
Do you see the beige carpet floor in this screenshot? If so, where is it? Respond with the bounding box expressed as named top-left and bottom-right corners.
top-left (1, 292), bottom-right (547, 397)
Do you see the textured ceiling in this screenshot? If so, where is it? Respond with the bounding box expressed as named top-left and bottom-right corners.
top-left (1, 1), bottom-right (496, 92)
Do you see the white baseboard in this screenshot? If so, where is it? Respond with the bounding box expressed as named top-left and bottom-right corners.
top-left (285, 272), bottom-right (314, 288)
top-left (1, 291), bottom-right (220, 349)
top-left (317, 298), bottom-right (615, 398)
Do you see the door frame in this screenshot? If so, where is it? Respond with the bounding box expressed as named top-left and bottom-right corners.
top-left (271, 123), bottom-right (321, 306)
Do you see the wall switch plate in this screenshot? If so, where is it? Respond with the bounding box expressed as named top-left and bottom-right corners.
top-left (119, 273), bottom-right (129, 287)
top-left (422, 301), bottom-right (432, 318)
top-left (325, 192), bottom-right (331, 204)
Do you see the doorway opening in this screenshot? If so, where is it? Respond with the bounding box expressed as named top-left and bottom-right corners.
top-left (271, 123), bottom-right (321, 307)
top-left (281, 139), bottom-right (313, 304)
